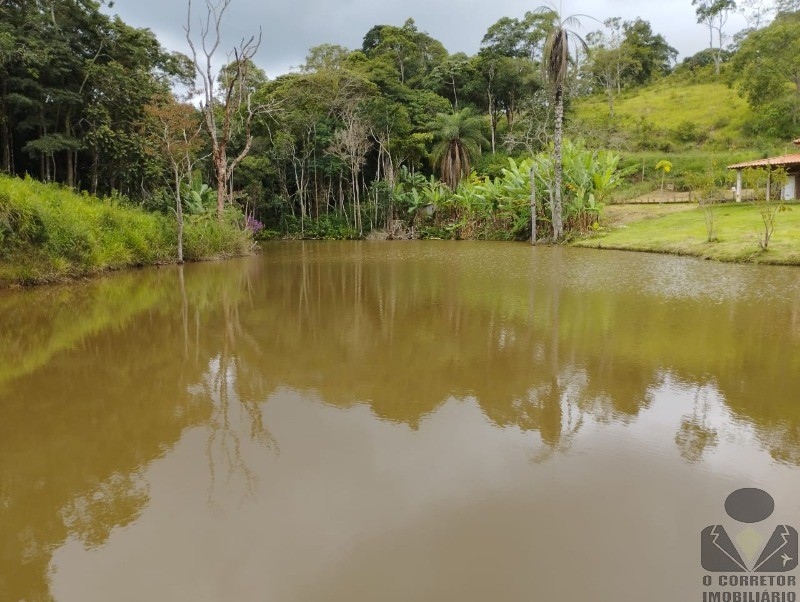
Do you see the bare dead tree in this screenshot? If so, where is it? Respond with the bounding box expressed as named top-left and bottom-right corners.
top-left (504, 90), bottom-right (552, 157)
top-left (369, 123), bottom-right (396, 227)
top-left (185, 0), bottom-right (267, 219)
top-left (324, 73), bottom-right (373, 233)
top-left (329, 111), bottom-right (371, 234)
top-left (739, 0), bottom-right (775, 29)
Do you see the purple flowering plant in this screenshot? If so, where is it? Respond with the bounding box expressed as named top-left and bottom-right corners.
top-left (245, 215), bottom-right (265, 235)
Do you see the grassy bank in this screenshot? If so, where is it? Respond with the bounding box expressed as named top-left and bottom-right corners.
top-left (574, 203), bottom-right (800, 265)
top-left (0, 176), bottom-right (253, 286)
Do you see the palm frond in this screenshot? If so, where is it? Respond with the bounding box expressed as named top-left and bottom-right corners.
top-left (569, 31), bottom-right (589, 53)
top-left (562, 13), bottom-right (598, 28)
top-left (533, 3), bottom-right (558, 16)
top-left (542, 27), bottom-right (570, 88)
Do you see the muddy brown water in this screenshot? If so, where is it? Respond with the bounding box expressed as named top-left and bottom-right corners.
top-left (2, 241), bottom-right (800, 601)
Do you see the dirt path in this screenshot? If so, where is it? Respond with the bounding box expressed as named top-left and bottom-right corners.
top-left (603, 203), bottom-right (697, 227)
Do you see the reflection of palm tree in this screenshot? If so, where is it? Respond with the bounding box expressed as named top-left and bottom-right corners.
top-left (675, 386), bottom-right (719, 463)
top-left (430, 108), bottom-right (488, 190)
top-left (527, 375), bottom-right (585, 463)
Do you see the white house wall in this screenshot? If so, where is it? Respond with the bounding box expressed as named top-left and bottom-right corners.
top-left (784, 176), bottom-right (796, 201)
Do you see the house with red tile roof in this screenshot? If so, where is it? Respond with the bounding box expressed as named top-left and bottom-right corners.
top-left (728, 140), bottom-right (800, 202)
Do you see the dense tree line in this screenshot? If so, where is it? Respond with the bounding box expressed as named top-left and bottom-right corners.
top-left (0, 0), bottom-right (192, 197)
top-left (2, 0), bottom-right (799, 239)
top-left (239, 11), bottom-right (686, 234)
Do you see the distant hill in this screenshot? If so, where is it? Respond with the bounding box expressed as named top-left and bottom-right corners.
top-left (572, 80), bottom-right (756, 152)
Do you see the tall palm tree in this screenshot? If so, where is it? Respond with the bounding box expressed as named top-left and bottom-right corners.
top-left (430, 108), bottom-right (488, 190)
top-left (539, 4), bottom-right (588, 241)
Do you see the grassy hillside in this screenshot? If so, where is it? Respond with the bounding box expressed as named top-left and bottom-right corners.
top-left (570, 77), bottom-right (793, 201)
top-left (576, 82), bottom-right (751, 143)
top-left (0, 176), bottom-right (253, 286)
top-left (573, 80), bottom-right (758, 151)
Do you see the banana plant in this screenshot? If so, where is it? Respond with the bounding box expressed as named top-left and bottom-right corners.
top-left (181, 172), bottom-right (217, 215)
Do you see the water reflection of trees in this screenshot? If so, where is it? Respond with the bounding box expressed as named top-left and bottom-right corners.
top-left (675, 385), bottom-right (720, 463)
top-left (1, 306), bottom-right (206, 600)
top-left (200, 353), bottom-right (279, 505)
top-left (2, 244), bottom-right (800, 600)
top-left (235, 244), bottom-right (664, 446)
top-left (60, 470), bottom-right (150, 548)
top-left (0, 260), bottom-right (272, 601)
top-left (240, 243), bottom-right (800, 462)
top-left (0, 272), bottom-right (177, 391)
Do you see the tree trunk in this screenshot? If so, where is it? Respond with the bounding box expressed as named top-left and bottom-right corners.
top-left (65, 110), bottom-right (75, 188)
top-left (0, 118), bottom-right (9, 175)
top-left (709, 25), bottom-right (721, 76)
top-left (91, 149), bottom-right (99, 195)
top-left (6, 124), bottom-right (13, 176)
top-left (0, 80), bottom-right (9, 174)
top-left (488, 92), bottom-right (497, 155)
top-left (552, 85), bottom-right (564, 241)
top-left (606, 83), bottom-right (615, 117)
top-left (314, 157), bottom-right (320, 220)
top-left (175, 167), bottom-right (184, 263)
top-left (215, 152), bottom-right (226, 219)
top-left (530, 165), bottom-right (537, 244)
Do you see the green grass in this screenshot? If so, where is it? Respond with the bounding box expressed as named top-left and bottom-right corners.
top-left (0, 175), bottom-right (253, 286)
top-left (576, 82), bottom-right (751, 138)
top-left (574, 202), bottom-right (800, 265)
top-left (572, 78), bottom-right (790, 158)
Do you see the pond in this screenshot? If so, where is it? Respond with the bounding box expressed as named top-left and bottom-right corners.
top-left (2, 241), bottom-right (800, 601)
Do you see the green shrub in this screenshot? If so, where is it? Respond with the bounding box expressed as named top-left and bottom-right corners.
top-left (416, 224), bottom-right (456, 240)
top-left (674, 120), bottom-right (701, 143)
top-left (183, 209), bottom-right (253, 259)
top-left (474, 149), bottom-right (513, 179)
top-left (278, 213), bottom-right (359, 240)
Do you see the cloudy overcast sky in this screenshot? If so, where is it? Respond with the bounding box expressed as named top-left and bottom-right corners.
top-left (106, 0), bottom-right (749, 77)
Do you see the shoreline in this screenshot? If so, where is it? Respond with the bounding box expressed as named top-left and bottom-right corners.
top-left (0, 250), bottom-right (255, 290)
top-left (571, 239), bottom-right (800, 266)
top-left (6, 201), bottom-right (800, 289)
top-left (572, 202), bottom-right (800, 266)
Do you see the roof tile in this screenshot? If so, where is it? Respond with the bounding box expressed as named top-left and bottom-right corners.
top-left (727, 154), bottom-right (800, 169)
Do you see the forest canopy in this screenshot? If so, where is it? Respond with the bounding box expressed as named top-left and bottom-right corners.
top-left (1, 0), bottom-right (799, 243)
